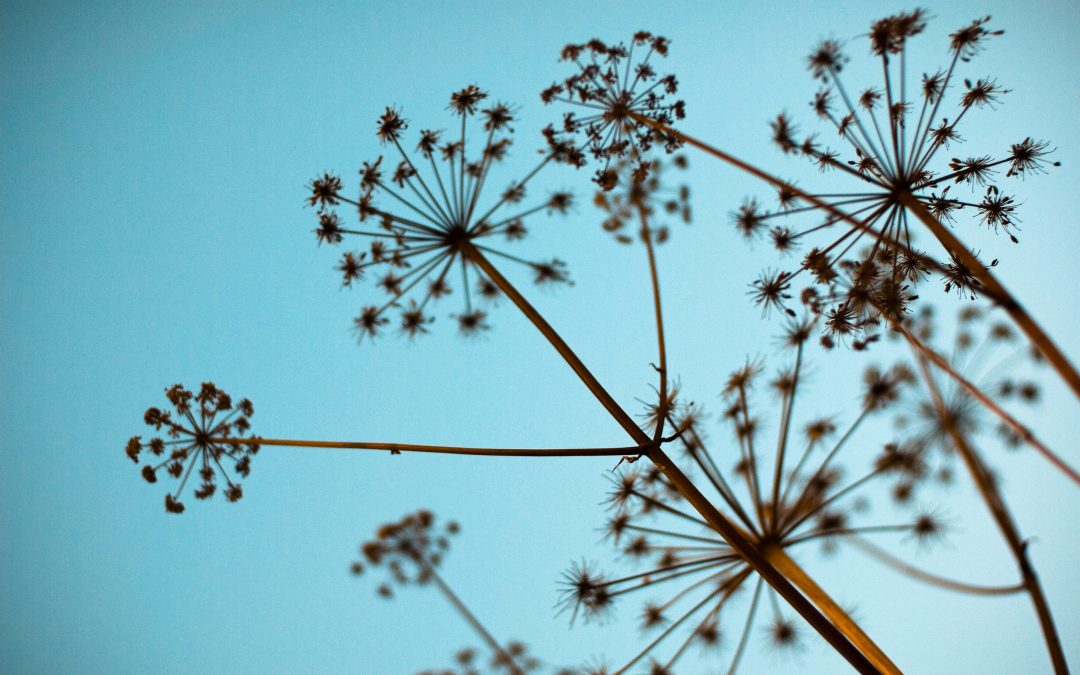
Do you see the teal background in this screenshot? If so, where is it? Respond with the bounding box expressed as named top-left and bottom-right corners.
top-left (3, 1), bottom-right (1079, 672)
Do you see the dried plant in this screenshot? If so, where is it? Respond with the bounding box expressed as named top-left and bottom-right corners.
top-left (126, 382), bottom-right (257, 513)
top-left (557, 342), bottom-right (1025, 672)
top-left (891, 304), bottom-right (1068, 671)
top-left (122, 11), bottom-right (1077, 674)
top-left (418, 643), bottom-right (548, 675)
top-left (352, 511), bottom-right (563, 675)
top-left (734, 11), bottom-right (1058, 337)
top-left (593, 153), bottom-right (690, 246)
top-left (309, 87), bottom-right (574, 340)
top-left (577, 17), bottom-right (1080, 408)
top-left (542, 32), bottom-right (685, 189)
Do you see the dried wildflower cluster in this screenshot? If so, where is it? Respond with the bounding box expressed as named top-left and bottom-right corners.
top-left (559, 345), bottom-right (958, 672)
top-left (733, 11), bottom-right (1058, 344)
top-left (126, 383), bottom-right (257, 513)
top-left (309, 86), bottom-right (575, 340)
top-left (542, 32), bottom-right (686, 189)
top-left (350, 509), bottom-right (459, 598)
top-left (593, 153), bottom-right (691, 245)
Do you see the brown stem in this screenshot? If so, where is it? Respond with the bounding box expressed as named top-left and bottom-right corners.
top-left (765, 546), bottom-right (901, 674)
top-left (848, 535), bottom-right (1025, 597)
top-left (639, 204), bottom-right (668, 443)
top-left (461, 242), bottom-right (889, 674)
top-left (900, 193), bottom-right (1080, 403)
top-left (421, 561), bottom-right (524, 675)
top-left (211, 437), bottom-right (640, 458)
top-left (913, 351), bottom-right (1070, 673)
top-left (892, 323), bottom-right (1080, 486)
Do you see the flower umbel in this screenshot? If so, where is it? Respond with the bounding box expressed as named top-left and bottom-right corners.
top-left (309, 87), bottom-right (574, 341)
top-left (734, 11), bottom-right (1057, 341)
top-left (542, 32), bottom-right (686, 189)
top-left (127, 383), bottom-right (257, 513)
top-left (593, 153), bottom-right (690, 245)
top-left (559, 350), bottom-right (973, 672)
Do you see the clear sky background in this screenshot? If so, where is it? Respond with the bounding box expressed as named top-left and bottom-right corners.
top-left (3, 1), bottom-right (1079, 673)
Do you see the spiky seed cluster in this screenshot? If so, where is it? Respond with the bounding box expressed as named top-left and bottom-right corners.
top-left (593, 153), bottom-right (690, 245)
top-left (561, 353), bottom-right (953, 671)
top-left (542, 32), bottom-right (686, 190)
top-left (733, 11), bottom-right (1058, 345)
top-left (126, 383), bottom-right (257, 514)
top-left (308, 87), bottom-right (574, 341)
top-left (350, 509), bottom-right (459, 599)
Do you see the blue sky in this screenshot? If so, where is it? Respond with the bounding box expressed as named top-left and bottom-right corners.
top-left (3, 1), bottom-right (1079, 672)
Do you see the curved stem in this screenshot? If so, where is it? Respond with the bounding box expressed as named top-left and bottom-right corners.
top-left (211, 437), bottom-right (639, 458)
top-left (912, 351), bottom-right (1070, 673)
top-left (847, 535), bottom-right (1026, 597)
top-left (460, 242), bottom-right (887, 674)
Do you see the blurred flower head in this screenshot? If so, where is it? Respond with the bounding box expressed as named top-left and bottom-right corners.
top-left (350, 509), bottom-right (460, 598)
top-left (593, 153), bottom-right (691, 245)
top-left (893, 304), bottom-right (1044, 457)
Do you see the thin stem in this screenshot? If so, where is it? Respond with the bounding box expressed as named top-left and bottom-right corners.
top-left (640, 204), bottom-right (668, 443)
top-left (847, 535), bottom-right (1026, 597)
top-left (770, 339), bottom-right (804, 533)
top-left (422, 561), bottom-right (523, 675)
top-left (912, 351), bottom-right (1070, 673)
top-left (211, 437), bottom-right (641, 458)
top-left (727, 577), bottom-right (763, 675)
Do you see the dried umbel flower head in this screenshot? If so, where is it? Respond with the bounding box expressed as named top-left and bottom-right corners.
top-left (542, 32), bottom-right (686, 189)
top-left (893, 304), bottom-right (1044, 457)
top-left (350, 509), bottom-right (459, 598)
top-left (593, 153), bottom-right (690, 245)
top-left (309, 87), bottom-right (574, 341)
top-left (562, 351), bottom-right (958, 672)
top-left (734, 11), bottom-right (1057, 341)
top-left (126, 383), bottom-right (257, 514)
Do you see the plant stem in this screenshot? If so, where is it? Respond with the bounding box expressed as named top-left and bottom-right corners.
top-left (211, 437), bottom-right (640, 458)
top-left (891, 323), bottom-right (1080, 486)
top-left (461, 242), bottom-right (891, 674)
top-left (639, 204), bottom-right (668, 443)
top-left (421, 560), bottom-right (524, 675)
top-left (899, 193), bottom-right (1080, 403)
top-left (912, 352), bottom-right (1070, 674)
top-left (765, 545), bottom-right (899, 674)
top-left (847, 535), bottom-right (1026, 597)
